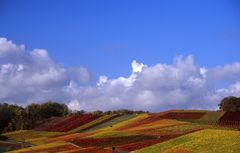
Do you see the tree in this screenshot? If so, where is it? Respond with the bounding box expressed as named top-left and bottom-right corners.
top-left (0, 101), bottom-right (71, 133)
top-left (70, 110), bottom-right (86, 115)
top-left (0, 103), bottom-right (11, 133)
top-left (4, 105), bottom-right (28, 131)
top-left (113, 109), bottom-right (134, 115)
top-left (39, 101), bottom-right (69, 119)
top-left (219, 96), bottom-right (240, 112)
top-left (104, 111), bottom-right (113, 115)
top-left (91, 110), bottom-right (103, 115)
top-left (26, 103), bottom-right (41, 127)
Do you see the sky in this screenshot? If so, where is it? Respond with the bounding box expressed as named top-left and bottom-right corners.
top-left (0, 0), bottom-right (240, 112)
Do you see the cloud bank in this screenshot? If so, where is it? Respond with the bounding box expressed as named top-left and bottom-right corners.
top-left (0, 37), bottom-right (240, 112)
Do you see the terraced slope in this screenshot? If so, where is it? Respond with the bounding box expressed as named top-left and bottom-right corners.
top-left (131, 122), bottom-right (224, 137)
top-left (54, 133), bottom-right (89, 142)
top-left (198, 111), bottom-right (225, 122)
top-left (59, 147), bottom-right (113, 153)
top-left (34, 116), bottom-right (70, 131)
top-left (0, 141), bottom-right (22, 152)
top-left (82, 114), bottom-right (138, 133)
top-left (158, 111), bottom-right (206, 120)
top-left (219, 112), bottom-right (240, 122)
top-left (218, 112), bottom-right (240, 128)
top-left (86, 114), bottom-right (149, 138)
top-left (133, 129), bottom-right (240, 153)
top-left (71, 135), bottom-right (156, 148)
top-left (69, 114), bottom-right (119, 133)
top-left (24, 137), bottom-right (56, 145)
top-left (124, 119), bottom-right (187, 132)
top-left (3, 110), bottom-right (240, 153)
top-left (7, 142), bottom-right (80, 153)
top-left (3, 130), bottom-right (63, 141)
top-left (117, 111), bottom-right (206, 131)
top-left (46, 114), bottom-right (101, 132)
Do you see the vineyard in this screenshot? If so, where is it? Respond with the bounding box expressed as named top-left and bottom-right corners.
top-left (1, 110), bottom-right (240, 152)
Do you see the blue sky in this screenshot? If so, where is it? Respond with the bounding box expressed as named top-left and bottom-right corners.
top-left (1, 0), bottom-right (240, 78)
top-left (1, 0), bottom-right (240, 111)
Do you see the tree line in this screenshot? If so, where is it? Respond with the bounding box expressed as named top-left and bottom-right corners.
top-left (0, 101), bottom-right (146, 134)
top-left (1, 96), bottom-right (239, 134)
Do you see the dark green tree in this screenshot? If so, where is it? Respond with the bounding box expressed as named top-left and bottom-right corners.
top-left (26, 103), bottom-right (41, 127)
top-left (39, 101), bottom-right (69, 119)
top-left (4, 104), bottom-right (28, 131)
top-left (70, 110), bottom-right (86, 115)
top-left (91, 110), bottom-right (103, 115)
top-left (219, 96), bottom-right (240, 112)
top-left (0, 103), bottom-right (12, 133)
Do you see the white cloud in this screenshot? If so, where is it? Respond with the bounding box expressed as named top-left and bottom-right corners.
top-left (1, 37), bottom-right (240, 112)
top-left (97, 76), bottom-right (108, 86)
top-left (0, 38), bottom-right (25, 56)
top-left (0, 37), bottom-right (90, 105)
top-left (131, 60), bottom-right (145, 73)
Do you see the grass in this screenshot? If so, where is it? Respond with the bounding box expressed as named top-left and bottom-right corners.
top-left (133, 129), bottom-right (240, 153)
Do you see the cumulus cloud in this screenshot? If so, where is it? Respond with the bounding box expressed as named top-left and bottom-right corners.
top-left (1, 37), bottom-right (240, 112)
top-left (67, 55), bottom-right (240, 112)
top-left (0, 37), bottom-right (90, 105)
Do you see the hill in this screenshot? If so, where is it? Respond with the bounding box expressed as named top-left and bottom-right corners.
top-left (1, 110), bottom-right (240, 152)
